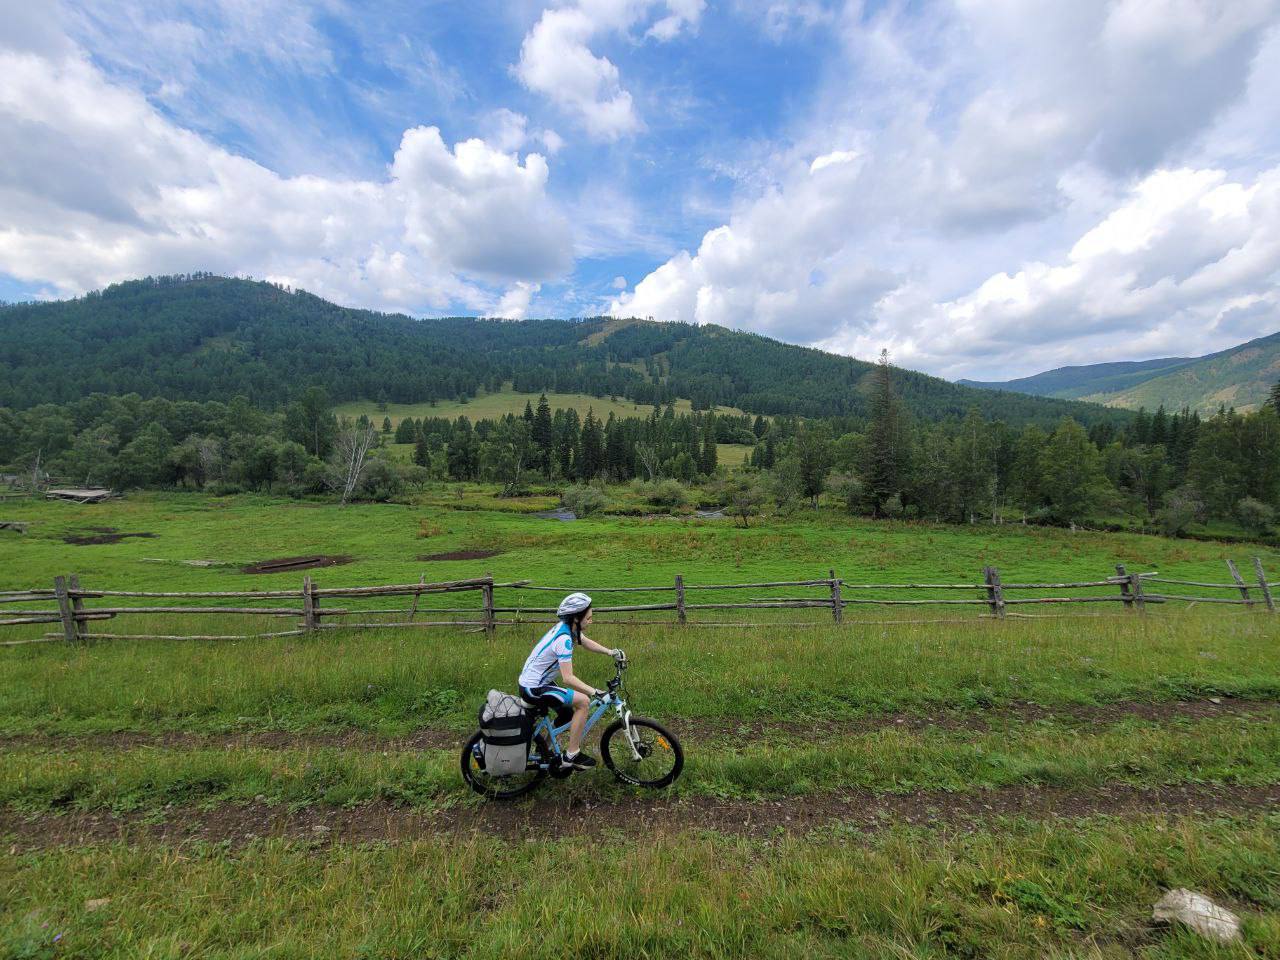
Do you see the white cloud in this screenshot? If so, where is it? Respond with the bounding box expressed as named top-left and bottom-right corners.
top-left (809, 149), bottom-right (859, 173)
top-left (611, 275), bottom-right (628, 289)
top-left (614, 0), bottom-right (1280, 378)
top-left (0, 26), bottom-right (573, 313)
top-left (494, 281), bottom-right (541, 319)
top-left (515, 0), bottom-right (705, 139)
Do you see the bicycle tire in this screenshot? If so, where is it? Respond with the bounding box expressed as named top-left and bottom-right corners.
top-left (601, 717), bottom-right (684, 788)
top-left (460, 730), bottom-right (550, 800)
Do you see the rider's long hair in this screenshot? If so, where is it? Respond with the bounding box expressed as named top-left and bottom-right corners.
top-left (564, 609), bottom-right (590, 645)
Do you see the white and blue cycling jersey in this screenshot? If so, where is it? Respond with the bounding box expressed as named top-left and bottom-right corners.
top-left (518, 621), bottom-right (574, 696)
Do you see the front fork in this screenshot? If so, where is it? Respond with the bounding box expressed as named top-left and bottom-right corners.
top-left (617, 702), bottom-right (643, 761)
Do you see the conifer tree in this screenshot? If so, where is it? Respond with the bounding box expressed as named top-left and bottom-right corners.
top-left (579, 409), bottom-right (605, 479)
top-left (700, 414), bottom-right (718, 474)
top-left (863, 350), bottom-right (908, 514)
top-left (532, 394), bottom-right (553, 473)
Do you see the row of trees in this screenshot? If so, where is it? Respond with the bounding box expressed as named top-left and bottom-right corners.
top-left (3, 363), bottom-right (1279, 535)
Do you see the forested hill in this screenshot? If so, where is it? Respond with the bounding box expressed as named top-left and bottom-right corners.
top-left (0, 274), bottom-right (1124, 426)
top-left (959, 356), bottom-right (1196, 400)
top-left (963, 331), bottom-right (1280, 414)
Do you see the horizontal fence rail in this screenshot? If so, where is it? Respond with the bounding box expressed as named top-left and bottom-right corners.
top-left (0, 558), bottom-right (1273, 646)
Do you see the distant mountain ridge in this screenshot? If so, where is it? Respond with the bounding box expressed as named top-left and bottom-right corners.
top-left (961, 331), bottom-right (1280, 414)
top-left (0, 274), bottom-right (1128, 428)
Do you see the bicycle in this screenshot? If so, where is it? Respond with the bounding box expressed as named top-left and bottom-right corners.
top-left (461, 654), bottom-right (684, 799)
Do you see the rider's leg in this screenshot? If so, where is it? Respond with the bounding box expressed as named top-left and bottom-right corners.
top-left (565, 691), bottom-right (590, 754)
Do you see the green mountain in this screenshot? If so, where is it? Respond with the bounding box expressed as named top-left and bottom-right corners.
top-left (959, 356), bottom-right (1195, 400)
top-left (962, 331), bottom-right (1280, 414)
top-left (0, 274), bottom-right (1126, 427)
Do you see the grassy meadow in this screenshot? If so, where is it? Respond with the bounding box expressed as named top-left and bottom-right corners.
top-left (334, 385), bottom-right (749, 428)
top-left (3, 490), bottom-right (1280, 957)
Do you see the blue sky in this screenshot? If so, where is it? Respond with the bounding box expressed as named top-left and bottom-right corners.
top-left (2, 1), bottom-right (1280, 379)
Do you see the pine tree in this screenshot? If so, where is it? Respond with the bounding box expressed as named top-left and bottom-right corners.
top-left (1269, 379), bottom-right (1280, 415)
top-left (950, 407), bottom-right (995, 523)
top-left (863, 350), bottom-right (907, 514)
top-left (699, 414), bottom-right (718, 474)
top-left (579, 409), bottom-right (605, 479)
top-left (532, 394), bottom-right (553, 474)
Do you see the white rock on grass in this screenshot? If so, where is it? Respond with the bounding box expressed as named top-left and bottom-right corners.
top-left (1152, 889), bottom-right (1241, 944)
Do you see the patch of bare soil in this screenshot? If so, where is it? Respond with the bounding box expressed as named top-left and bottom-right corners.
top-left (63, 531), bottom-right (157, 546)
top-left (4, 698), bottom-right (1275, 755)
top-left (3, 783), bottom-right (1278, 850)
top-left (241, 555), bottom-right (354, 575)
top-left (417, 550), bottom-right (502, 562)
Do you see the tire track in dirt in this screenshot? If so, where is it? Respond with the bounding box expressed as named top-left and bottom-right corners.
top-left (3, 783), bottom-right (1278, 850)
top-left (3, 697), bottom-right (1276, 753)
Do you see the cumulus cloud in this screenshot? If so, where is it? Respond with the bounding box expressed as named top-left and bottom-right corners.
top-left (862, 165), bottom-right (1280, 377)
top-left (515, 0), bottom-right (705, 139)
top-left (493, 281), bottom-right (541, 319)
top-left (614, 0), bottom-right (1280, 378)
top-left (0, 20), bottom-right (573, 312)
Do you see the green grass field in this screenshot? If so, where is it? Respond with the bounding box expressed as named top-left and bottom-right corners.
top-left (3, 492), bottom-right (1280, 957)
top-left (335, 385), bottom-right (748, 428)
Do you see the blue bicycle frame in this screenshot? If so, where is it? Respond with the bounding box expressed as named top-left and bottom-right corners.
top-left (531, 689), bottom-right (640, 763)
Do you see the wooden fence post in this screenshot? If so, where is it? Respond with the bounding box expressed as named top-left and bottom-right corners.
top-left (1115, 564), bottom-right (1134, 611)
top-left (675, 575), bottom-right (687, 626)
top-left (53, 575), bottom-right (79, 643)
top-left (1253, 557), bottom-right (1275, 613)
top-left (68, 574), bottom-right (87, 640)
top-left (481, 576), bottom-right (495, 640)
top-left (1226, 560), bottom-right (1253, 608)
top-left (829, 569), bottom-right (843, 624)
top-left (302, 575), bottom-right (319, 631)
top-left (408, 574), bottom-right (424, 621)
top-left (982, 566), bottom-right (1005, 618)
top-left (1129, 572), bottom-right (1146, 614)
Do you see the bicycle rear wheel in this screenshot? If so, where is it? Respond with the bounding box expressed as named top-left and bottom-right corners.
top-left (460, 731), bottom-right (549, 800)
top-left (601, 717), bottom-right (683, 787)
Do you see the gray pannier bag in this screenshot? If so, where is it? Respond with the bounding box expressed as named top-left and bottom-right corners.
top-left (478, 690), bottom-right (532, 776)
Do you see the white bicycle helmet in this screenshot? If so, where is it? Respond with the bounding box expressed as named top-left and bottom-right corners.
top-left (557, 592), bottom-right (592, 618)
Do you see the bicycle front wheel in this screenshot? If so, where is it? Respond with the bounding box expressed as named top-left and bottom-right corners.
top-left (601, 717), bottom-right (683, 788)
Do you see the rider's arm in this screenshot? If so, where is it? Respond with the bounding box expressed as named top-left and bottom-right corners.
top-left (557, 659), bottom-right (600, 697)
top-left (579, 635), bottom-right (613, 655)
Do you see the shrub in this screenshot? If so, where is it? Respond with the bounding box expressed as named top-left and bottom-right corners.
top-left (1157, 484), bottom-right (1203, 537)
top-left (829, 471), bottom-right (864, 514)
top-left (881, 493), bottom-right (905, 519)
top-left (720, 471), bottom-right (767, 527)
top-left (1235, 496), bottom-right (1275, 537)
top-left (358, 458), bottom-right (404, 502)
top-left (648, 479), bottom-right (689, 510)
top-left (562, 483), bottom-right (608, 517)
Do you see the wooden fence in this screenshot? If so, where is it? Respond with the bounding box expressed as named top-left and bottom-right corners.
top-left (0, 558), bottom-right (1274, 645)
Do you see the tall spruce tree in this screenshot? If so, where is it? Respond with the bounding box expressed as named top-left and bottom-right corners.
top-left (863, 350), bottom-right (907, 515)
top-left (532, 394), bottom-right (553, 474)
top-left (579, 409), bottom-right (605, 479)
top-left (700, 414), bottom-right (718, 474)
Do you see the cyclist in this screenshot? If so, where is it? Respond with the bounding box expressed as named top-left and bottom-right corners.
top-left (518, 592), bottom-right (624, 770)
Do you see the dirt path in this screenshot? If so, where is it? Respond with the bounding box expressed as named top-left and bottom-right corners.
top-left (3, 697), bottom-right (1276, 753)
top-left (4, 783), bottom-right (1278, 850)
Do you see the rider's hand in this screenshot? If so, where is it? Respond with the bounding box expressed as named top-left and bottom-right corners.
top-left (610, 648), bottom-right (626, 660)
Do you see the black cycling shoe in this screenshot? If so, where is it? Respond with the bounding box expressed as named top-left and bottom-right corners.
top-left (564, 751), bottom-right (597, 770)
